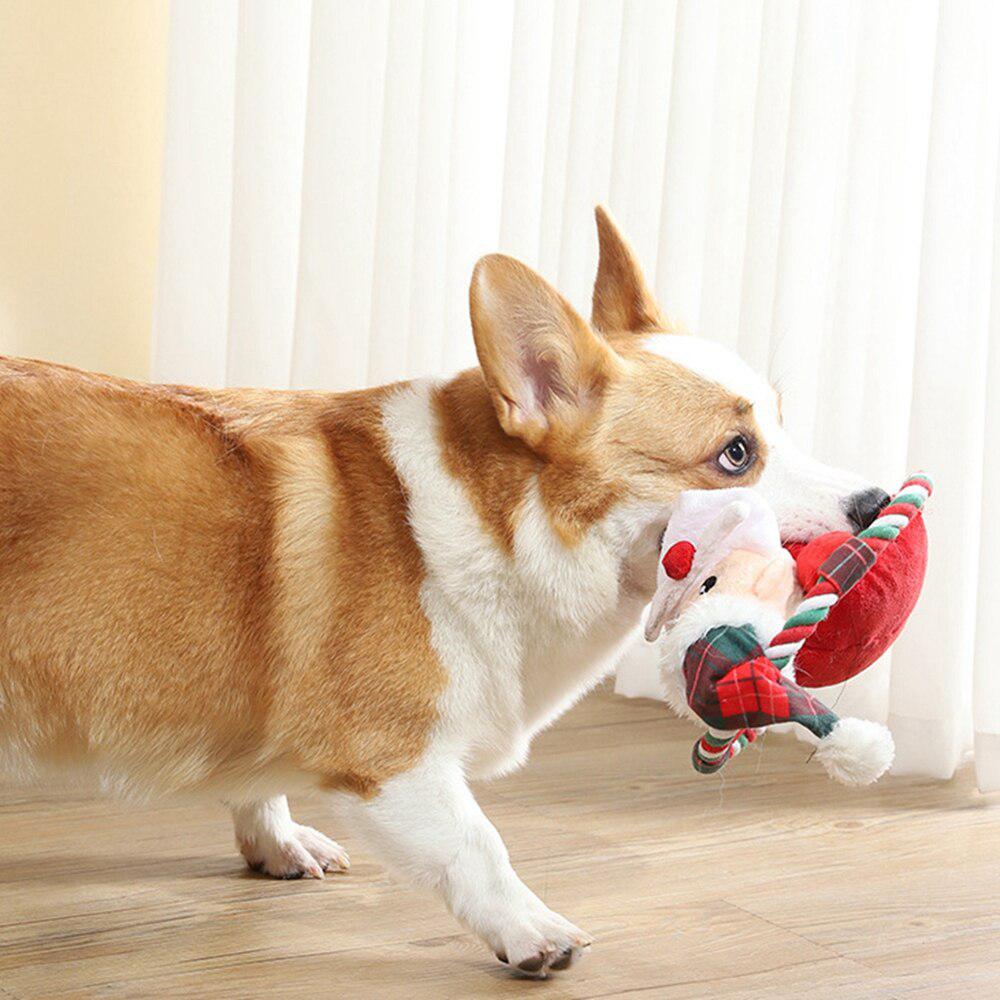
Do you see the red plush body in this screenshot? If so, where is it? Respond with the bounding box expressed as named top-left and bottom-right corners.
top-left (786, 513), bottom-right (929, 687)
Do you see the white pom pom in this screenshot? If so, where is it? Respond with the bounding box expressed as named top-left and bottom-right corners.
top-left (815, 718), bottom-right (895, 786)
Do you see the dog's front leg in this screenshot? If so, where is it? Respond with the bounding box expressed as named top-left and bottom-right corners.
top-left (230, 795), bottom-right (350, 879)
top-left (340, 756), bottom-right (592, 977)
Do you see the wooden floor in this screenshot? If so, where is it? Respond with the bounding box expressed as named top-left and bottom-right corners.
top-left (1, 686), bottom-right (997, 999)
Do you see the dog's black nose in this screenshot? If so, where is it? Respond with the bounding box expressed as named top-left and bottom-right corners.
top-left (844, 487), bottom-right (891, 531)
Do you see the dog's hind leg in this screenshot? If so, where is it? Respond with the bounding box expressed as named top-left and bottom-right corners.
top-left (229, 795), bottom-right (349, 879)
top-left (338, 755), bottom-right (592, 977)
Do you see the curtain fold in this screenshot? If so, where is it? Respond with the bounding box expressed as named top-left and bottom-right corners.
top-left (153, 0), bottom-right (999, 790)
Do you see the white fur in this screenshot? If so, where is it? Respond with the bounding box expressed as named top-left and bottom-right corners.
top-left (815, 718), bottom-right (895, 786)
top-left (382, 379), bottom-right (525, 774)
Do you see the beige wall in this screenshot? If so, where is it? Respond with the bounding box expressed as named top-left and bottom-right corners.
top-left (0, 0), bottom-right (169, 381)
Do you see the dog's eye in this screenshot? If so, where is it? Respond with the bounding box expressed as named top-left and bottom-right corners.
top-left (717, 435), bottom-right (752, 475)
top-left (699, 575), bottom-right (717, 595)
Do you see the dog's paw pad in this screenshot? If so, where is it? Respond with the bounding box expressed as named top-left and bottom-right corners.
top-left (548, 947), bottom-right (575, 971)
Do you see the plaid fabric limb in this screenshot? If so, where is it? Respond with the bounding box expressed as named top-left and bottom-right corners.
top-left (816, 535), bottom-right (878, 596)
top-left (684, 624), bottom-right (839, 739)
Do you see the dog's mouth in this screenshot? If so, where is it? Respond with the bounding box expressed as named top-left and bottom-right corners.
top-left (774, 509), bottom-right (862, 548)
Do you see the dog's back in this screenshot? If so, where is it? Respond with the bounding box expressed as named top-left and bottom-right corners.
top-left (0, 358), bottom-right (443, 798)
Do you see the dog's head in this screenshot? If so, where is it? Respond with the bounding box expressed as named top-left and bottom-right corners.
top-left (470, 208), bottom-right (885, 576)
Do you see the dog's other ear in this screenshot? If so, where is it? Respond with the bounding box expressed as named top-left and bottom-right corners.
top-left (470, 254), bottom-right (617, 454)
top-left (591, 205), bottom-right (666, 335)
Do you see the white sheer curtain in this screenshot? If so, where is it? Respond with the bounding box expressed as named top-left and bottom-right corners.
top-left (153, 0), bottom-right (1000, 791)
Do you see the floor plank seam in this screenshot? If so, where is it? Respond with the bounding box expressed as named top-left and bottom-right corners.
top-left (723, 899), bottom-right (907, 1000)
top-left (722, 898), bottom-right (857, 963)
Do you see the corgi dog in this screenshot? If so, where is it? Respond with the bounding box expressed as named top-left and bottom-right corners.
top-left (0, 209), bottom-right (886, 977)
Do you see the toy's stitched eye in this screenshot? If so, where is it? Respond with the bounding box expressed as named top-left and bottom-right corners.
top-left (699, 575), bottom-right (717, 594)
top-left (718, 435), bottom-right (752, 475)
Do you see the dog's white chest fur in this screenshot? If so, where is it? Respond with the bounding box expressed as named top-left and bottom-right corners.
top-left (383, 380), bottom-right (647, 778)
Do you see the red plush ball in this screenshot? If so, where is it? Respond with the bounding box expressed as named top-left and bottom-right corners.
top-left (784, 513), bottom-right (929, 688)
top-left (662, 540), bottom-right (696, 580)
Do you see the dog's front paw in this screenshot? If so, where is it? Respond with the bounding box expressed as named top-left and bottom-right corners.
top-left (239, 823), bottom-right (349, 880)
top-left (492, 907), bottom-right (592, 978)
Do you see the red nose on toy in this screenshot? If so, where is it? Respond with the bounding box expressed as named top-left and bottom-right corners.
top-left (662, 540), bottom-right (695, 580)
top-left (784, 506), bottom-right (929, 688)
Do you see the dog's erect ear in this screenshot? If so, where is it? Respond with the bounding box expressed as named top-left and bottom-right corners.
top-left (591, 205), bottom-right (666, 335)
top-left (470, 254), bottom-right (617, 454)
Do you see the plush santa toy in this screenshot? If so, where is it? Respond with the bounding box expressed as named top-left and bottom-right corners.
top-left (646, 475), bottom-right (931, 786)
